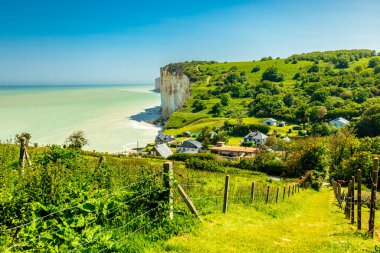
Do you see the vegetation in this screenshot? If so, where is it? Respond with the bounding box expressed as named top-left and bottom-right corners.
top-left (164, 49), bottom-right (380, 138)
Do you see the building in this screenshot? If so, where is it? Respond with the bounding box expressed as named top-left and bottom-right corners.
top-left (243, 131), bottom-right (268, 146)
top-left (211, 142), bottom-right (258, 158)
top-left (262, 118), bottom-right (277, 126)
top-left (151, 143), bottom-right (173, 158)
top-left (155, 133), bottom-right (175, 144)
top-left (329, 117), bottom-right (350, 128)
top-left (182, 131), bottom-right (192, 137)
top-left (278, 121), bottom-right (286, 127)
top-left (281, 136), bottom-right (291, 142)
top-left (176, 140), bottom-right (203, 154)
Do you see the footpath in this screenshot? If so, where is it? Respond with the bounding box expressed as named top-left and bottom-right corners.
top-left (147, 189), bottom-right (379, 253)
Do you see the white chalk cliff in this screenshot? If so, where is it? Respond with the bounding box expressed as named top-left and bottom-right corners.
top-left (160, 67), bottom-right (191, 117)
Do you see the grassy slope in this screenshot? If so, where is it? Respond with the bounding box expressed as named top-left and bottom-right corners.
top-left (163, 56), bottom-right (377, 140)
top-left (147, 189), bottom-right (380, 253)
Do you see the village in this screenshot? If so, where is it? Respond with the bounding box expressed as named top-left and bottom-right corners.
top-left (148, 116), bottom-right (350, 159)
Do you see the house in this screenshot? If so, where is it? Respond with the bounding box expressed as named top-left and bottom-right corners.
top-left (176, 140), bottom-right (203, 154)
top-left (151, 143), bottom-right (173, 158)
top-left (155, 133), bottom-right (175, 144)
top-left (211, 142), bottom-right (258, 158)
top-left (329, 117), bottom-right (350, 128)
top-left (182, 131), bottom-right (192, 137)
top-left (262, 118), bottom-right (277, 126)
top-left (278, 121), bottom-right (286, 127)
top-left (243, 131), bottom-right (268, 146)
top-left (281, 136), bottom-right (291, 142)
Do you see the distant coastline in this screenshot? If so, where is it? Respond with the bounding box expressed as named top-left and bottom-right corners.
top-left (0, 84), bottom-right (161, 152)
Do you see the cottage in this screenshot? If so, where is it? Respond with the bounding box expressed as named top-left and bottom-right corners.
top-left (155, 133), bottom-right (175, 144)
top-left (211, 142), bottom-right (258, 158)
top-left (278, 121), bottom-right (286, 127)
top-left (151, 143), bottom-right (173, 158)
top-left (262, 118), bottom-right (277, 126)
top-left (329, 117), bottom-right (350, 128)
top-left (177, 140), bottom-right (203, 154)
top-left (243, 131), bottom-right (268, 146)
top-left (281, 136), bottom-right (291, 142)
top-left (182, 131), bottom-right (192, 137)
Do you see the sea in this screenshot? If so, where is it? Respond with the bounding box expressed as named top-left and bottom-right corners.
top-left (0, 84), bottom-right (162, 153)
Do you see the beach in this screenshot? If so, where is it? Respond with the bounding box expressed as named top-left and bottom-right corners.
top-left (0, 84), bottom-right (161, 152)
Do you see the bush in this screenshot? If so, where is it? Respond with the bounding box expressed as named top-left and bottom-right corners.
top-left (251, 66), bottom-right (261, 73)
top-left (169, 153), bottom-right (215, 162)
top-left (368, 57), bottom-right (380, 68)
top-left (261, 66), bottom-right (284, 82)
top-left (185, 158), bottom-right (225, 172)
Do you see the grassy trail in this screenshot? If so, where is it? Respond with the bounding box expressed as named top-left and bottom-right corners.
top-left (148, 189), bottom-right (379, 253)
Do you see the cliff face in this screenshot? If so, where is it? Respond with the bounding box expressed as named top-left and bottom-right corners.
top-left (160, 68), bottom-right (191, 117)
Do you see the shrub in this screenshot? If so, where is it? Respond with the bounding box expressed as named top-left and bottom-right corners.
top-left (261, 66), bottom-right (285, 82)
top-left (368, 57), bottom-right (380, 68)
top-left (251, 66), bottom-right (261, 73)
top-left (185, 158), bottom-right (225, 172)
top-left (169, 153), bottom-right (215, 162)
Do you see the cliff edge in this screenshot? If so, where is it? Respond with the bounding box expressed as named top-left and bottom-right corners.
top-left (160, 67), bottom-right (191, 118)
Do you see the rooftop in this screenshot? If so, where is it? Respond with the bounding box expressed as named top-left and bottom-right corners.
top-left (211, 145), bottom-right (258, 153)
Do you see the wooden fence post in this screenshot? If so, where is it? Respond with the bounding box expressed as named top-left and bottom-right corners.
top-left (351, 176), bottom-right (355, 225)
top-left (266, 186), bottom-right (270, 204)
top-left (337, 183), bottom-right (342, 207)
top-left (288, 186), bottom-right (291, 197)
top-left (357, 169), bottom-right (362, 230)
top-left (223, 175), bottom-right (230, 213)
top-left (347, 180), bottom-right (352, 220)
top-left (163, 162), bottom-right (174, 220)
top-left (283, 187), bottom-right (286, 200)
top-left (369, 157), bottom-right (379, 236)
top-left (177, 184), bottom-right (201, 219)
top-left (292, 185), bottom-right (295, 195)
top-left (276, 187), bottom-right (279, 203)
top-left (251, 182), bottom-right (255, 203)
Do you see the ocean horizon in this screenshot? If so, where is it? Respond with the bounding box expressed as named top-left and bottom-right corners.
top-left (0, 84), bottom-right (161, 152)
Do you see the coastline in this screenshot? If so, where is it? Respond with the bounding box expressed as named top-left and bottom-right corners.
top-left (0, 84), bottom-right (162, 153)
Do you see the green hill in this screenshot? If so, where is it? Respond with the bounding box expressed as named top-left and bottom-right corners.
top-left (163, 49), bottom-right (380, 139)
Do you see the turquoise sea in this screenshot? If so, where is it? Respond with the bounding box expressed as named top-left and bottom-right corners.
top-left (0, 84), bottom-right (161, 152)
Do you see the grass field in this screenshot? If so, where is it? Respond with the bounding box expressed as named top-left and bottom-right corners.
top-left (147, 188), bottom-right (380, 253)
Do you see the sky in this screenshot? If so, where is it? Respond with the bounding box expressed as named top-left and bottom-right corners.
top-left (0, 0), bottom-right (379, 85)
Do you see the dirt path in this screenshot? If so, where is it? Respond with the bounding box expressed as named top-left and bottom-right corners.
top-left (147, 189), bottom-right (379, 253)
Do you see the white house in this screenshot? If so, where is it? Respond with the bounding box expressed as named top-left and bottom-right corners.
top-left (281, 136), bottom-right (291, 142)
top-left (243, 131), bottom-right (268, 147)
top-left (176, 140), bottom-right (203, 154)
top-left (155, 133), bottom-right (175, 144)
top-left (278, 121), bottom-right (286, 127)
top-left (329, 117), bottom-right (350, 128)
top-left (263, 118), bottom-right (277, 126)
top-left (151, 143), bottom-right (173, 158)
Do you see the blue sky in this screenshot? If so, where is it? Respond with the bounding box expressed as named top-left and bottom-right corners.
top-left (0, 0), bottom-right (379, 85)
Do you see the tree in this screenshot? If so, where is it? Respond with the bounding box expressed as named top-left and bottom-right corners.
top-left (261, 66), bottom-right (284, 82)
top-left (368, 57), bottom-right (380, 68)
top-left (192, 99), bottom-right (206, 112)
top-left (15, 132), bottom-right (31, 145)
top-left (374, 66), bottom-right (380, 74)
top-left (283, 94), bottom-right (295, 107)
top-left (334, 58), bottom-right (349, 69)
top-left (355, 104), bottom-right (380, 137)
top-left (65, 130), bottom-right (89, 149)
top-left (220, 93), bottom-right (231, 106)
top-left (211, 102), bottom-right (223, 116)
top-left (311, 89), bottom-right (330, 103)
top-left (306, 106), bottom-right (327, 122)
top-left (251, 66), bottom-right (260, 73)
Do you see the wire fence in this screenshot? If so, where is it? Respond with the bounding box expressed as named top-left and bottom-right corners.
top-left (1, 162), bottom-right (305, 252)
